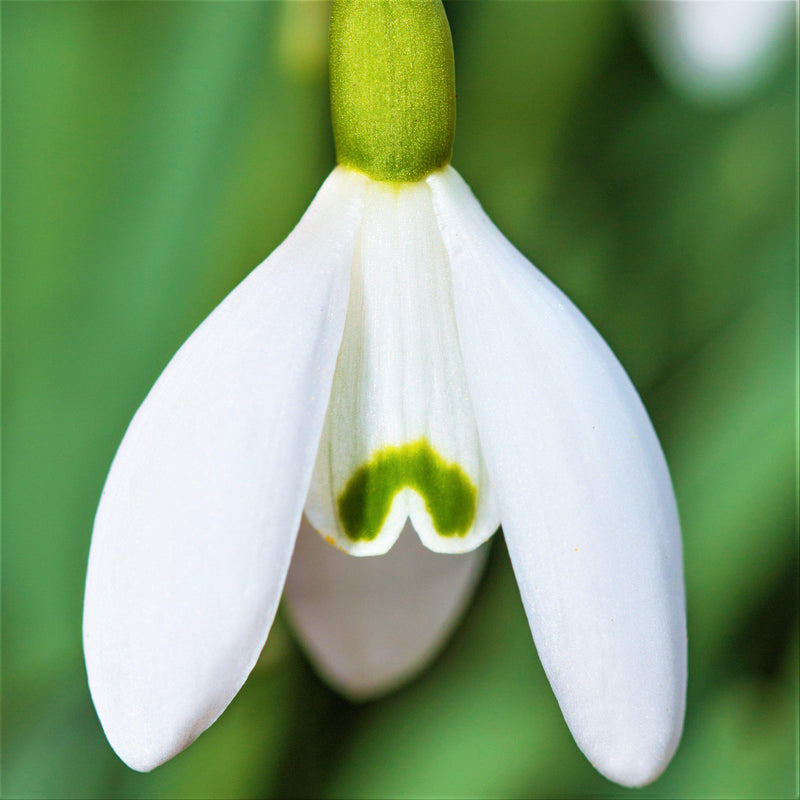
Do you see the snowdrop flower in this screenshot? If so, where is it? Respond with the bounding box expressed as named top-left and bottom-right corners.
top-left (84, 0), bottom-right (686, 788)
top-left (636, 0), bottom-right (793, 103)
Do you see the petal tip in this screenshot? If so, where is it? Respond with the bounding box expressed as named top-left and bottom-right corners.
top-left (580, 704), bottom-right (684, 788)
top-left (95, 705), bottom-right (191, 773)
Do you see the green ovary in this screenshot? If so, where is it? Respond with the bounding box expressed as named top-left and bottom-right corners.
top-left (337, 439), bottom-right (477, 542)
top-left (329, 0), bottom-right (455, 182)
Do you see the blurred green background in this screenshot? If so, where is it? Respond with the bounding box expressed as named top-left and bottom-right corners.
top-left (2, 1), bottom-right (797, 797)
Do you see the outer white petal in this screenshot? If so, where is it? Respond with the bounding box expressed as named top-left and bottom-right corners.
top-left (428, 167), bottom-right (686, 788)
top-left (83, 167), bottom-right (366, 772)
top-left (283, 517), bottom-right (488, 699)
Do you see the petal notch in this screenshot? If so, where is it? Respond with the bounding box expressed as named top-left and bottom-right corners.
top-left (337, 438), bottom-right (477, 542)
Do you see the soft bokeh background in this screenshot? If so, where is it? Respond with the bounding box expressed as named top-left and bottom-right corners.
top-left (2, 2), bottom-right (797, 797)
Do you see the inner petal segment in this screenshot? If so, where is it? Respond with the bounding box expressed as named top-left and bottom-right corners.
top-left (305, 176), bottom-right (499, 555)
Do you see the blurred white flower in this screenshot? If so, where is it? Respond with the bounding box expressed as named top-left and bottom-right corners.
top-left (637, 0), bottom-right (793, 103)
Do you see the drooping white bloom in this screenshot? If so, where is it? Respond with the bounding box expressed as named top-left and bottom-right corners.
top-left (84, 165), bottom-right (686, 786)
top-left (84, 0), bottom-right (686, 789)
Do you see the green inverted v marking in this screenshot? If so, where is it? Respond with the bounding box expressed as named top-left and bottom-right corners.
top-left (337, 438), bottom-right (477, 542)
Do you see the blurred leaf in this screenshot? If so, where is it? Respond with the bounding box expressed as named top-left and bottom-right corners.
top-left (645, 631), bottom-right (799, 799)
top-left (3, 3), bottom-right (329, 796)
top-left (451, 0), bottom-right (624, 241)
top-left (653, 286), bottom-right (795, 679)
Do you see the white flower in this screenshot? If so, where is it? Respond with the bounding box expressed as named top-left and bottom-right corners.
top-left (636, 0), bottom-right (792, 103)
top-left (84, 0), bottom-right (687, 788)
top-left (83, 164), bottom-right (686, 786)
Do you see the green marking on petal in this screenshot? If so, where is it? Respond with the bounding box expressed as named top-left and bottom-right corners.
top-left (337, 438), bottom-right (477, 542)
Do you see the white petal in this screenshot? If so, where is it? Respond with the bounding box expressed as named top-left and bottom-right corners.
top-left (428, 167), bottom-right (686, 788)
top-left (284, 517), bottom-right (488, 699)
top-left (83, 167), bottom-right (366, 771)
top-left (305, 178), bottom-right (499, 555)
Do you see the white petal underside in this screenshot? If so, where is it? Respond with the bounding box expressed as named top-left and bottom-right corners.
top-left (83, 167), bottom-right (366, 772)
top-left (284, 517), bottom-right (489, 700)
top-left (306, 178), bottom-right (499, 555)
top-left (429, 167), bottom-right (686, 787)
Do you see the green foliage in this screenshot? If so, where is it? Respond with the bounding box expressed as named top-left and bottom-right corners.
top-left (2, 2), bottom-right (796, 797)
